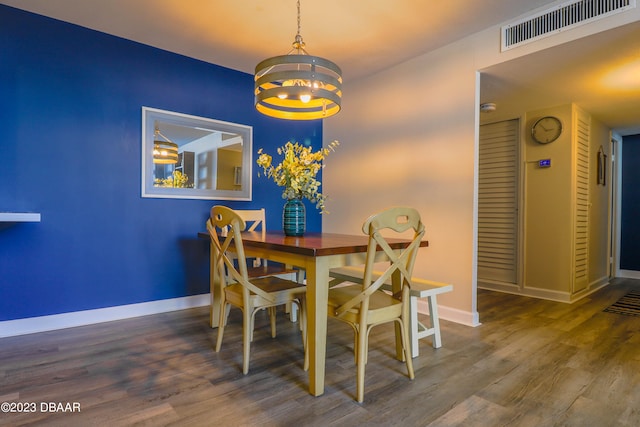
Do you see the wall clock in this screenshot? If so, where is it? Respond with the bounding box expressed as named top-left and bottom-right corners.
top-left (531, 116), bottom-right (562, 144)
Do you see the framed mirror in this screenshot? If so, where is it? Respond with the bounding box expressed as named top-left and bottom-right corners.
top-left (142, 107), bottom-right (252, 200)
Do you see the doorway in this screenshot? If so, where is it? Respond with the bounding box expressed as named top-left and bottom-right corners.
top-left (478, 119), bottom-right (520, 287)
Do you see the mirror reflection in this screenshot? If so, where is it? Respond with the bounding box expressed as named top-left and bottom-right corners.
top-left (142, 107), bottom-right (252, 200)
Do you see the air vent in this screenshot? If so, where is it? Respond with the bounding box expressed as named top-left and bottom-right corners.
top-left (502, 0), bottom-right (636, 51)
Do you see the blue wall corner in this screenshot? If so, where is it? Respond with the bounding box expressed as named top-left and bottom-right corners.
top-left (621, 134), bottom-right (640, 271)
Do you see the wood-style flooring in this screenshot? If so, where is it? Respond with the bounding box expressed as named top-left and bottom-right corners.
top-left (1, 278), bottom-right (639, 426)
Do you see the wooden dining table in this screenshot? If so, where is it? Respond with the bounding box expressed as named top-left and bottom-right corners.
top-left (202, 230), bottom-right (428, 397)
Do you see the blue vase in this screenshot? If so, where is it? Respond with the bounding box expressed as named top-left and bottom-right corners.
top-left (283, 199), bottom-right (305, 236)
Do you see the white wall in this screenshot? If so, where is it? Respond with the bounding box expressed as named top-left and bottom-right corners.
top-left (323, 38), bottom-right (480, 326)
top-left (589, 116), bottom-right (613, 285)
top-left (323, 2), bottom-right (640, 326)
top-left (523, 104), bottom-right (574, 295)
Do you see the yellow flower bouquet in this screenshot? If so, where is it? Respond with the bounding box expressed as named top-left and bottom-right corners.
top-left (256, 140), bottom-right (339, 213)
top-left (153, 170), bottom-right (192, 188)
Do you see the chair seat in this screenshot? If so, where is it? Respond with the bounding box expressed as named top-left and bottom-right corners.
top-left (329, 266), bottom-right (453, 357)
top-left (328, 285), bottom-right (402, 324)
top-left (224, 277), bottom-right (306, 318)
top-left (225, 276), bottom-right (307, 296)
top-left (246, 264), bottom-right (298, 279)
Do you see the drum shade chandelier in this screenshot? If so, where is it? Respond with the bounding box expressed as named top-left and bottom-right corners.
top-left (254, 0), bottom-right (342, 120)
top-left (153, 127), bottom-right (178, 164)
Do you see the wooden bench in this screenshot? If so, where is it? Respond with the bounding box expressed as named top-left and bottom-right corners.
top-left (329, 266), bottom-right (453, 358)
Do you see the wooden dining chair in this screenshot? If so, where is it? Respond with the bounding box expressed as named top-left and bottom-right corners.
top-left (223, 208), bottom-right (304, 322)
top-left (208, 205), bottom-right (308, 374)
top-left (227, 209), bottom-right (293, 277)
top-left (327, 206), bottom-right (424, 402)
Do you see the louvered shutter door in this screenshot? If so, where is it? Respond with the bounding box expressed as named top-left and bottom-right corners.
top-left (573, 113), bottom-right (590, 292)
top-left (478, 120), bottom-right (519, 284)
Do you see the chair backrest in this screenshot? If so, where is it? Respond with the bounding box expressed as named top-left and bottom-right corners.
top-left (222, 208), bottom-right (267, 268)
top-left (334, 206), bottom-right (425, 317)
top-left (208, 206), bottom-right (275, 302)
top-left (236, 208), bottom-right (266, 232)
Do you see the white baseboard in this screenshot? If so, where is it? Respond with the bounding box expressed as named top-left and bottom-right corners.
top-left (416, 299), bottom-right (480, 327)
top-left (479, 277), bottom-right (611, 304)
top-left (0, 294), bottom-right (211, 338)
top-left (479, 281), bottom-right (572, 303)
top-left (618, 270), bottom-right (640, 279)
top-left (1, 292), bottom-right (480, 339)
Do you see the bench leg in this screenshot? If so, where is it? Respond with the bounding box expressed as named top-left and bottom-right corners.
top-left (287, 302), bottom-right (298, 322)
top-left (410, 296), bottom-right (419, 358)
top-left (285, 269), bottom-right (306, 323)
top-left (411, 295), bottom-right (443, 357)
top-left (427, 295), bottom-right (442, 348)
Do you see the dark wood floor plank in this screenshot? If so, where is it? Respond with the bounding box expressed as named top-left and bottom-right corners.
top-left (1, 278), bottom-right (640, 426)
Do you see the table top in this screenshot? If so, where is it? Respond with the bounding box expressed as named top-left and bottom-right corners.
top-left (199, 231), bottom-right (428, 257)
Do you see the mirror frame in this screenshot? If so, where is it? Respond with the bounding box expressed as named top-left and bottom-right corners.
top-left (141, 107), bottom-right (252, 201)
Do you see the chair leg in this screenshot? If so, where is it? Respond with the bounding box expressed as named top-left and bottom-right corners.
top-left (349, 324), bottom-right (359, 364)
top-left (215, 302), bottom-right (227, 352)
top-left (224, 304), bottom-right (231, 327)
top-left (269, 306), bottom-right (277, 338)
top-left (242, 307), bottom-right (252, 375)
top-left (355, 324), bottom-right (368, 403)
top-left (300, 297), bottom-right (309, 371)
top-left (399, 318), bottom-right (415, 380)
top-left (249, 308), bottom-right (263, 342)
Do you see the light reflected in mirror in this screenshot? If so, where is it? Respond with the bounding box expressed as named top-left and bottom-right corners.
top-left (142, 107), bottom-right (252, 200)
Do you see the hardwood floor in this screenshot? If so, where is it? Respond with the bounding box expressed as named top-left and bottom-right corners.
top-left (1, 278), bottom-right (639, 426)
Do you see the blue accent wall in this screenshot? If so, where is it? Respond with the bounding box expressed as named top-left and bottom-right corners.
top-left (0, 5), bottom-right (323, 321)
top-left (621, 134), bottom-right (640, 271)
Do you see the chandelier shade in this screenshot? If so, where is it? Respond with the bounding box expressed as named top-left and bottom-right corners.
top-left (254, 0), bottom-right (342, 120)
top-left (153, 140), bottom-right (179, 164)
top-left (255, 54), bottom-right (342, 120)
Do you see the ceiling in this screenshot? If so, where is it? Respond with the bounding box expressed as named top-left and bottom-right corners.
top-left (2, 0), bottom-right (639, 135)
top-left (480, 19), bottom-right (640, 135)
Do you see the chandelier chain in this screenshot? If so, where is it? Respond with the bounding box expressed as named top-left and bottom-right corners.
top-left (296, 0), bottom-right (301, 37)
top-left (292, 0), bottom-right (306, 52)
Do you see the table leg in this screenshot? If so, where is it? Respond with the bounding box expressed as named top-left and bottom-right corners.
top-left (305, 257), bottom-right (329, 396)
